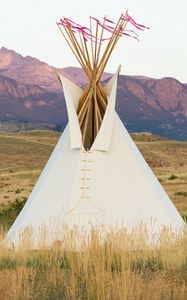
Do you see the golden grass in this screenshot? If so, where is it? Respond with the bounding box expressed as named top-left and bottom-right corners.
top-left (0, 227), bottom-right (187, 300)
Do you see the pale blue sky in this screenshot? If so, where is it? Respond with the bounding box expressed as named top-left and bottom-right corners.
top-left (0, 0), bottom-right (187, 82)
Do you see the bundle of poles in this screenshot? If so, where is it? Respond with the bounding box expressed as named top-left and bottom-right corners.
top-left (57, 12), bottom-right (149, 150)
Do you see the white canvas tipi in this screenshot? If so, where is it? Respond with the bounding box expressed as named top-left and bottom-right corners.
top-left (3, 13), bottom-right (185, 248)
top-left (3, 70), bottom-right (184, 249)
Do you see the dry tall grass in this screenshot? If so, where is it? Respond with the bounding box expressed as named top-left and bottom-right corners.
top-left (0, 227), bottom-right (187, 300)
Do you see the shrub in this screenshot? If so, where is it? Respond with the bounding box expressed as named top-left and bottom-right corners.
top-left (175, 191), bottom-right (187, 197)
top-left (168, 174), bottom-right (178, 180)
top-left (0, 197), bottom-right (27, 227)
top-left (182, 215), bottom-right (187, 223)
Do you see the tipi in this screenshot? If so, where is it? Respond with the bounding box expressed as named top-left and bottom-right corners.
top-left (3, 13), bottom-right (184, 248)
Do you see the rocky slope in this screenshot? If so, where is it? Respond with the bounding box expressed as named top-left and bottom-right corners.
top-left (0, 47), bottom-right (60, 92)
top-left (0, 75), bottom-right (66, 125)
top-left (0, 47), bottom-right (187, 140)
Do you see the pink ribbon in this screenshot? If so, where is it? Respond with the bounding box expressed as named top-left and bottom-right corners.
top-left (104, 17), bottom-right (115, 24)
top-left (64, 18), bottom-right (90, 30)
top-left (57, 13), bottom-right (146, 43)
top-left (57, 19), bottom-right (69, 26)
top-left (58, 17), bottom-right (93, 41)
top-left (121, 14), bottom-right (150, 30)
top-left (89, 16), bottom-right (100, 23)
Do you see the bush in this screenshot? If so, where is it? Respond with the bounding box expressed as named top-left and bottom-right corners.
top-left (15, 188), bottom-right (21, 194)
top-left (182, 215), bottom-right (187, 223)
top-left (168, 174), bottom-right (178, 180)
top-left (0, 197), bottom-right (27, 228)
top-left (175, 191), bottom-right (187, 197)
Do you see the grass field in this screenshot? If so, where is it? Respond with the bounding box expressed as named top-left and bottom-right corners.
top-left (0, 130), bottom-right (187, 299)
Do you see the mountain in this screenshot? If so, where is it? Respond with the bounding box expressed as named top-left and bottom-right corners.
top-left (0, 75), bottom-right (66, 125)
top-left (0, 47), bottom-right (187, 140)
top-left (0, 47), bottom-right (111, 91)
top-left (115, 75), bottom-right (187, 140)
top-left (0, 47), bottom-right (60, 92)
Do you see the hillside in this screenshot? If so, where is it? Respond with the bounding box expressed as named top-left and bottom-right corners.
top-left (0, 47), bottom-right (187, 140)
top-left (0, 131), bottom-right (186, 217)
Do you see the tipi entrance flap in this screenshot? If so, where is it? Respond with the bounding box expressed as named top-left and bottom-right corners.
top-left (104, 65), bottom-right (121, 95)
top-left (59, 68), bottom-right (120, 152)
top-left (91, 68), bottom-right (120, 151)
top-left (58, 73), bottom-right (83, 149)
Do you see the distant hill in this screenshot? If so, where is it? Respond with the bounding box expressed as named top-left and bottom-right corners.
top-left (0, 47), bottom-right (187, 140)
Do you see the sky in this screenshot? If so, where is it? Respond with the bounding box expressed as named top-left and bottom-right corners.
top-left (0, 0), bottom-right (187, 82)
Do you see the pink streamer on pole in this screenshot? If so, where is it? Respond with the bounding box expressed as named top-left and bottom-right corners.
top-left (57, 19), bottom-right (69, 26)
top-left (59, 17), bottom-right (90, 32)
top-left (104, 17), bottom-right (115, 24)
top-left (58, 17), bottom-right (93, 41)
top-left (103, 24), bottom-right (115, 30)
top-left (90, 16), bottom-right (100, 23)
top-left (64, 18), bottom-right (86, 28)
top-left (82, 31), bottom-right (97, 39)
top-left (125, 29), bottom-right (139, 37)
top-left (121, 14), bottom-right (150, 30)
top-left (128, 14), bottom-right (150, 29)
top-left (57, 13), bottom-right (148, 44)
top-left (98, 22), bottom-right (122, 36)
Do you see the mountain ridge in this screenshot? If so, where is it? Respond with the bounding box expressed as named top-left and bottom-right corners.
top-left (0, 47), bottom-right (187, 140)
